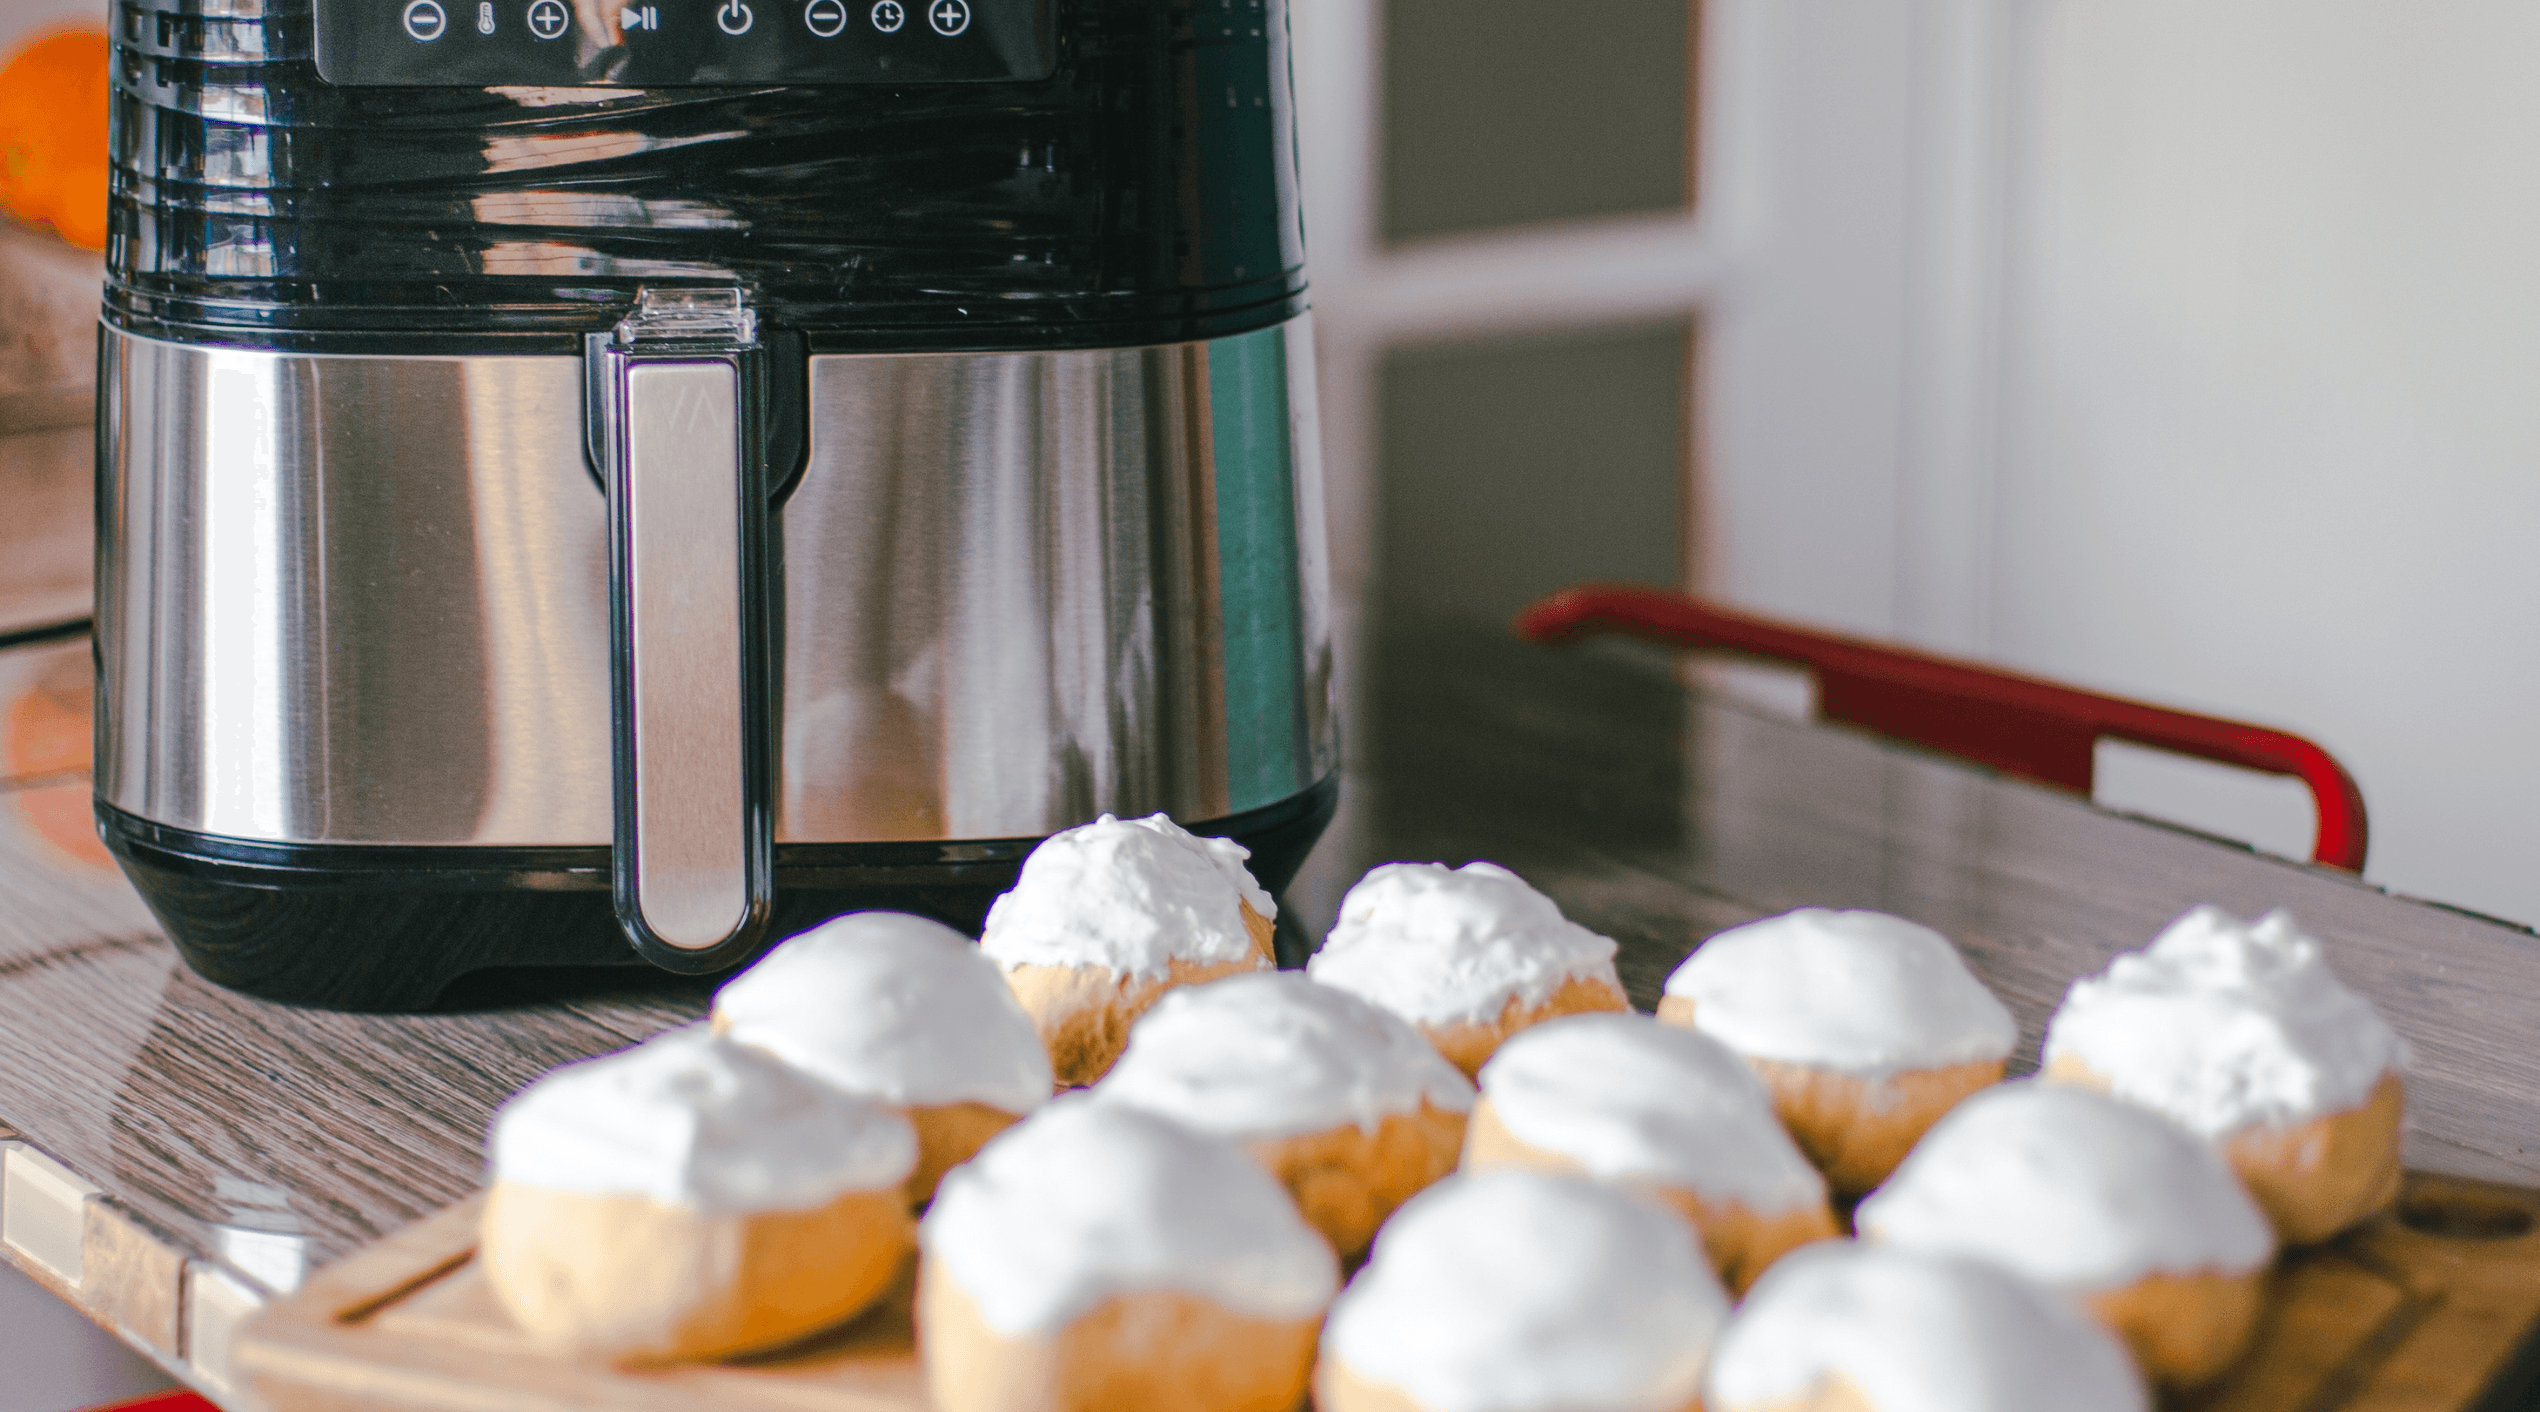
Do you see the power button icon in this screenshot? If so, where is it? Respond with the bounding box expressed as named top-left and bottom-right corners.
top-left (717, 0), bottom-right (753, 32)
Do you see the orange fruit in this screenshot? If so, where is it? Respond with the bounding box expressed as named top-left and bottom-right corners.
top-left (0, 28), bottom-right (110, 250)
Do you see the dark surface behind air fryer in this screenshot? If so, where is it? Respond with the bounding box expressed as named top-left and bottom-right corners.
top-left (106, 0), bottom-right (1304, 353)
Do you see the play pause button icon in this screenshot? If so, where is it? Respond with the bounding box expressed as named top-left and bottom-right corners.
top-left (620, 4), bottom-right (657, 28)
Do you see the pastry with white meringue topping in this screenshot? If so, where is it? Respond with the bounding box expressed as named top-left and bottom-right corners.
top-left (481, 1027), bottom-right (918, 1363)
top-left (714, 910), bottom-right (1053, 1205)
top-left (1308, 861), bottom-right (1629, 1078)
top-left (979, 813), bottom-right (1277, 1085)
top-left (1659, 908), bottom-right (2016, 1194)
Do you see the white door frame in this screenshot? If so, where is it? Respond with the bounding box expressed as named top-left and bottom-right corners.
top-left (1292, 0), bottom-right (2018, 655)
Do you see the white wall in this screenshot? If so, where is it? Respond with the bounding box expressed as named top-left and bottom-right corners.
top-left (1985, 0), bottom-right (2540, 923)
top-left (1683, 0), bottom-right (2540, 925)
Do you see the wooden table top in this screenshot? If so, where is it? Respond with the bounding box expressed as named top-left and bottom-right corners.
top-left (3, 616), bottom-right (2537, 1404)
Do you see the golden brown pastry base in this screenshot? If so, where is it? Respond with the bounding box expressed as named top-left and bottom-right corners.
top-left (2045, 1055), bottom-right (2405, 1247)
top-left (919, 1255), bottom-right (1317, 1412)
top-left (701, 1010), bottom-right (1023, 1206)
top-left (1004, 902), bottom-right (1275, 1087)
top-left (1708, 1373), bottom-right (1880, 1412)
top-left (1461, 1096), bottom-right (1836, 1293)
top-left (2083, 1265), bottom-right (2267, 1388)
top-left (1645, 1186), bottom-right (1840, 1297)
top-left (2229, 1072), bottom-right (2407, 1245)
top-left (1245, 1101), bottom-right (1468, 1259)
top-left (1655, 996), bottom-right (2001, 1196)
top-left (478, 1181), bottom-right (911, 1365)
top-left (1241, 898), bottom-right (1277, 962)
top-left (1424, 973), bottom-right (1632, 1081)
top-left (1315, 1351), bottom-right (1704, 1412)
top-left (904, 1101), bottom-right (1024, 1207)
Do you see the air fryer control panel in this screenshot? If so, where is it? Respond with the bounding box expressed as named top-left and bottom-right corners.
top-left (314, 0), bottom-right (1056, 85)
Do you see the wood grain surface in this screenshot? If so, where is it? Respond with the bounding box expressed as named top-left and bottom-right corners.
top-left (3, 617), bottom-right (2540, 1404)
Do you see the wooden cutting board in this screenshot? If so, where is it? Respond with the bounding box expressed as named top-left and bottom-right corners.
top-left (233, 1170), bottom-right (2540, 1412)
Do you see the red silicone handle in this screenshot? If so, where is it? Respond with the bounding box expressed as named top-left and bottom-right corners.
top-left (1515, 584), bottom-right (2368, 872)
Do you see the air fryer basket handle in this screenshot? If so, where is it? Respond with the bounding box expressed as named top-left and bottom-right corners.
top-left (591, 289), bottom-right (777, 971)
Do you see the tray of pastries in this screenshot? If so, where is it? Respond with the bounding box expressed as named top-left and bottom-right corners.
top-left (235, 815), bottom-right (2540, 1411)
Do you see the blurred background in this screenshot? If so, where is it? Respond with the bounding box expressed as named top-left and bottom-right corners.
top-left (6, 0), bottom-right (2540, 1400)
top-left (1296, 0), bottom-right (2540, 937)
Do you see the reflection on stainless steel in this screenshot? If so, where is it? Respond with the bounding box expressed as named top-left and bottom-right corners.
top-left (621, 361), bottom-right (749, 948)
top-left (780, 318), bottom-right (1335, 839)
top-left (95, 320), bottom-right (1332, 847)
top-left (96, 333), bottom-right (615, 845)
top-left (461, 359), bottom-right (618, 843)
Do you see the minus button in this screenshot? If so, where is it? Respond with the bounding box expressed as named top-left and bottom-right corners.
top-left (402, 0), bottom-right (447, 40)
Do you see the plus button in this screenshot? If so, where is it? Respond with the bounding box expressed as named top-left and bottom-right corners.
top-left (927, 0), bottom-right (969, 35)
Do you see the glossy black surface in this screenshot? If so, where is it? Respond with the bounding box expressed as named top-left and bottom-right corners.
top-left (314, 0), bottom-right (1056, 89)
top-left (98, 774), bottom-right (1335, 1010)
top-left (108, 0), bottom-right (1304, 352)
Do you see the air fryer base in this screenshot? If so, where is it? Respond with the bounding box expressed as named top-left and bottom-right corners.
top-left (99, 776), bottom-right (1337, 1013)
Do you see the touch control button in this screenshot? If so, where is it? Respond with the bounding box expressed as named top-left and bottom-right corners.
top-left (402, 0), bottom-right (448, 40)
top-left (804, 0), bottom-right (847, 36)
top-left (870, 0), bottom-right (904, 31)
top-left (717, 0), bottom-right (753, 32)
top-left (927, 0), bottom-right (968, 35)
top-left (525, 0), bottom-right (568, 38)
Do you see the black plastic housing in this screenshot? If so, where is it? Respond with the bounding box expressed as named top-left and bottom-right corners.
top-left (100, 775), bottom-right (1336, 1011)
top-left (106, 0), bottom-right (1304, 353)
